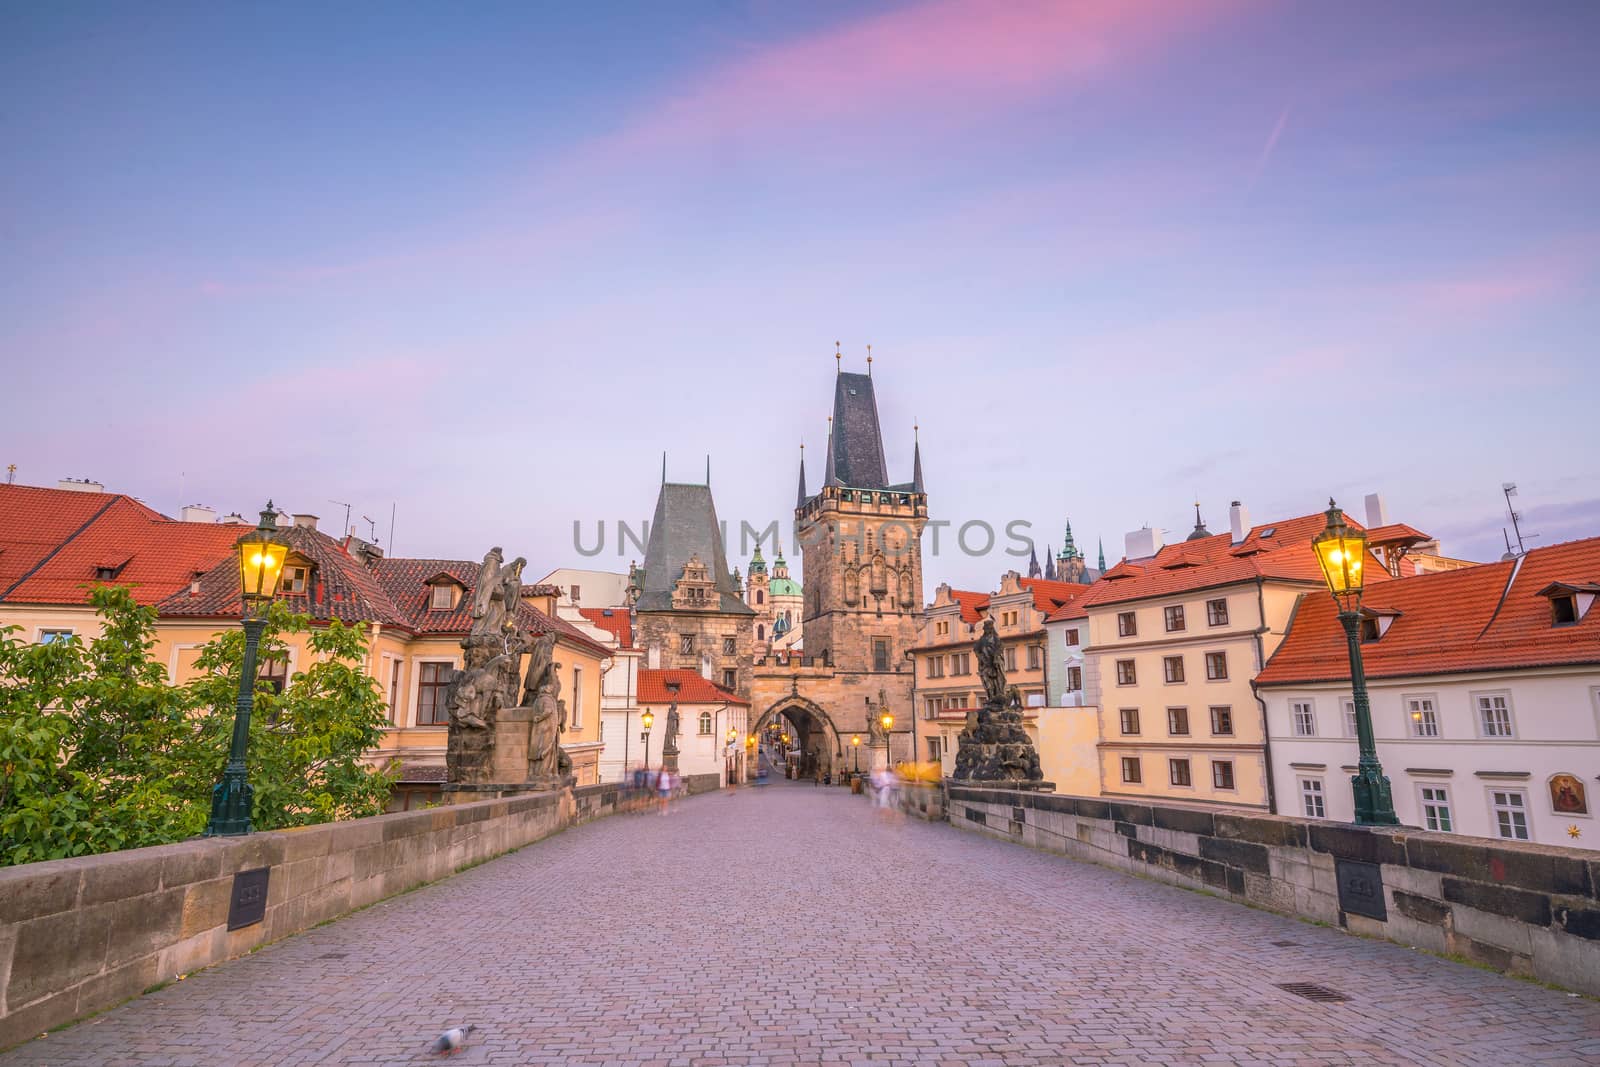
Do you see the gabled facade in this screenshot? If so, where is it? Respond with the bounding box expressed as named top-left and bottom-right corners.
top-left (1257, 536), bottom-right (1600, 849)
top-left (632, 476), bottom-right (755, 696)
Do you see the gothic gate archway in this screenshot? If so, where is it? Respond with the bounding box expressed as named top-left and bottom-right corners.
top-left (752, 695), bottom-right (845, 780)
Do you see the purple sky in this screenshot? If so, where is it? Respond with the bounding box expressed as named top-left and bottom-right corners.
top-left (4, 1), bottom-right (1597, 591)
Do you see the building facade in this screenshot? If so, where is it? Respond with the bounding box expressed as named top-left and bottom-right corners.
top-left (1080, 506), bottom-right (1408, 811)
top-left (743, 545), bottom-right (803, 655)
top-left (1257, 536), bottom-right (1600, 849)
top-left (630, 475), bottom-right (756, 697)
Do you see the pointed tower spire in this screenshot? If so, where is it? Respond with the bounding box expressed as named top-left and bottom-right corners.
top-left (1098, 538), bottom-right (1107, 572)
top-left (866, 343), bottom-right (872, 376)
top-left (824, 415), bottom-right (840, 486)
top-left (1186, 500), bottom-right (1211, 542)
top-left (1061, 519), bottom-right (1079, 561)
top-left (706, 454), bottom-right (711, 486)
top-left (1027, 544), bottom-right (1041, 578)
top-left (834, 340), bottom-right (841, 374)
top-left (911, 420), bottom-right (924, 494)
top-left (1044, 547), bottom-right (1057, 581)
top-left (796, 442), bottom-right (808, 509)
top-left (661, 452), bottom-right (667, 484)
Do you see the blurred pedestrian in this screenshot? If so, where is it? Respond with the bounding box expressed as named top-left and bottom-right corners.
top-left (657, 767), bottom-right (674, 815)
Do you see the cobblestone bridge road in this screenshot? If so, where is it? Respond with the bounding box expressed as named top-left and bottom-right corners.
top-left (7, 783), bottom-right (1599, 1066)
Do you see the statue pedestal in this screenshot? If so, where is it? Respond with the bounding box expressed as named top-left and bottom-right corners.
top-left (948, 777), bottom-right (1056, 793)
top-left (662, 747), bottom-right (680, 775)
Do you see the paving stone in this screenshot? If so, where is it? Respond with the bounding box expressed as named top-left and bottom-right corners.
top-left (3, 783), bottom-right (1597, 1065)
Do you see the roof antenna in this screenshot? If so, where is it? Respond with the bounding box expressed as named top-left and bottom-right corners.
top-left (866, 343), bottom-right (872, 375)
top-left (329, 499), bottom-right (352, 537)
top-left (362, 514), bottom-right (377, 542)
top-left (1502, 482), bottom-right (1536, 555)
top-left (5, 463), bottom-right (15, 485)
top-left (835, 341), bottom-right (841, 373)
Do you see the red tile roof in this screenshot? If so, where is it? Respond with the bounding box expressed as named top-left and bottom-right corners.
top-left (637, 668), bottom-right (748, 706)
top-left (1079, 511), bottom-right (1390, 608)
top-left (1257, 536), bottom-right (1600, 685)
top-left (1, 485), bottom-right (243, 606)
top-left (577, 607), bottom-right (633, 649)
top-left (950, 590), bottom-right (990, 624)
top-left (1366, 522), bottom-right (1432, 546)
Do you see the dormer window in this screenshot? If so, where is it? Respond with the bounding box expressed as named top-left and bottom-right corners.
top-left (93, 556), bottom-right (130, 581)
top-left (1534, 582), bottom-right (1598, 627)
top-left (281, 563), bottom-right (311, 595)
top-left (1359, 607), bottom-right (1401, 643)
top-left (1359, 618), bottom-right (1380, 642)
top-left (431, 584), bottom-right (456, 611)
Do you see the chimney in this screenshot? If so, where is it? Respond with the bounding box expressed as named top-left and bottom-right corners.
top-left (293, 513), bottom-right (319, 531)
top-left (180, 504), bottom-right (217, 524)
top-left (1364, 493), bottom-right (1388, 529)
top-left (57, 478), bottom-right (106, 494)
top-left (1229, 501), bottom-right (1250, 544)
top-left (219, 512), bottom-right (248, 525)
top-left (1124, 526), bottom-right (1164, 560)
top-left (647, 642), bottom-right (661, 669)
top-left (700, 650), bottom-right (714, 681)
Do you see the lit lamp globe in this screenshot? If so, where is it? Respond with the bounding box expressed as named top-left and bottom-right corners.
top-left (1312, 499), bottom-right (1367, 613)
top-left (851, 735), bottom-right (861, 748)
top-left (727, 728), bottom-right (737, 744)
top-left (880, 711), bottom-right (893, 732)
top-left (237, 507), bottom-right (290, 607)
top-left (641, 710), bottom-right (654, 731)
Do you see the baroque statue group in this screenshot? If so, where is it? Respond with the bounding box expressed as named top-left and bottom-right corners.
top-left (952, 617), bottom-right (1045, 783)
top-left (444, 547), bottom-right (571, 787)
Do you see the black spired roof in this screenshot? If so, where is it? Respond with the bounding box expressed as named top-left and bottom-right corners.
top-left (830, 372), bottom-right (889, 490)
top-left (636, 481), bottom-right (753, 614)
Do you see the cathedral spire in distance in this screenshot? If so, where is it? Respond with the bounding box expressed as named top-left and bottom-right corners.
top-left (1044, 546), bottom-right (1057, 581)
top-left (1098, 537), bottom-right (1107, 572)
top-left (796, 443), bottom-right (807, 509)
top-left (911, 421), bottom-right (924, 495)
top-left (1027, 544), bottom-right (1042, 578)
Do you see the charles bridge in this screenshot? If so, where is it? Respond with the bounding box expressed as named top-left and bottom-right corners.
top-left (1, 776), bottom-right (1597, 1066)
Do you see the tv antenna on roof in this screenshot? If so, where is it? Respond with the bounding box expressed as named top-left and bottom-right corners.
top-left (329, 499), bottom-right (352, 537)
top-left (362, 515), bottom-right (378, 543)
top-left (1501, 483), bottom-right (1537, 556)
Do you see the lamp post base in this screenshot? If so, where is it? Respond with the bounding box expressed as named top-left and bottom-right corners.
top-left (205, 769), bottom-right (254, 836)
top-left (1351, 765), bottom-right (1400, 827)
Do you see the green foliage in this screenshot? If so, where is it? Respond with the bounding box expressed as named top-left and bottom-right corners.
top-left (0, 588), bottom-right (394, 867)
top-left (186, 603), bottom-right (395, 830)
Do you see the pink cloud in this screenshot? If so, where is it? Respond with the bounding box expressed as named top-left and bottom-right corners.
top-left (573, 0), bottom-right (1248, 163)
top-left (1411, 237), bottom-right (1598, 316)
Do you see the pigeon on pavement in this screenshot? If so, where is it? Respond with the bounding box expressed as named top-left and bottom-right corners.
top-left (429, 1024), bottom-right (475, 1056)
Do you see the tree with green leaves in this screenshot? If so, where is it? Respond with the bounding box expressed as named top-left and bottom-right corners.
top-left (0, 587), bottom-right (394, 867)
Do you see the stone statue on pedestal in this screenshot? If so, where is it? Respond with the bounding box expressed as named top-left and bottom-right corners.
top-left (445, 547), bottom-right (528, 784)
top-left (521, 632), bottom-right (571, 783)
top-left (662, 701), bottom-right (681, 772)
top-left (953, 618), bottom-right (1044, 783)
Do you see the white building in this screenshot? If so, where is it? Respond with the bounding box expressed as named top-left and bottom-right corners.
top-left (1042, 597), bottom-right (1091, 707)
top-left (638, 669), bottom-right (751, 785)
top-left (1258, 536), bottom-right (1600, 850)
top-left (535, 567), bottom-right (631, 610)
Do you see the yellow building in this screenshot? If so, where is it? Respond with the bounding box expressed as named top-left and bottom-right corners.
top-left (0, 483), bottom-right (612, 808)
top-left (1081, 506), bottom-right (1406, 811)
top-left (909, 573), bottom-right (1093, 777)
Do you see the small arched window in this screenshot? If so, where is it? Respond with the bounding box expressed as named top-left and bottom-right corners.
top-left (698, 711), bottom-right (713, 735)
top-left (756, 590), bottom-right (765, 604)
top-left (757, 624), bottom-right (765, 641)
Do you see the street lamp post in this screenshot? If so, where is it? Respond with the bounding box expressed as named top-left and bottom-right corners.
top-left (641, 709), bottom-right (655, 774)
top-left (880, 710), bottom-right (894, 771)
top-left (1313, 499), bottom-right (1399, 827)
top-left (851, 734), bottom-right (861, 773)
top-left (206, 504), bottom-right (289, 837)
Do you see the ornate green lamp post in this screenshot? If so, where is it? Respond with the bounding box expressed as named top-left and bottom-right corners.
top-left (205, 504), bottom-right (288, 836)
top-left (852, 734), bottom-right (861, 774)
top-left (879, 710), bottom-right (894, 770)
top-left (1312, 499), bottom-right (1399, 826)
top-left (641, 709), bottom-right (654, 774)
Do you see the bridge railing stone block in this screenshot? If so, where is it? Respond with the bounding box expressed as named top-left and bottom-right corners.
top-left (940, 783), bottom-right (1600, 998)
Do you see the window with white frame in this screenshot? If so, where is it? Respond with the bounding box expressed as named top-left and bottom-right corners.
top-left (698, 711), bottom-right (713, 735)
top-left (1291, 699), bottom-right (1316, 737)
top-left (387, 658), bottom-right (403, 724)
top-left (1407, 695), bottom-right (1439, 738)
top-left (37, 628), bottom-right (74, 645)
top-left (1490, 788), bottom-right (1530, 840)
top-left (429, 584), bottom-right (455, 611)
top-left (571, 667), bottom-right (583, 729)
top-left (1342, 698), bottom-right (1358, 738)
top-left (1300, 777), bottom-right (1326, 818)
top-left (1476, 692), bottom-right (1514, 738)
top-left (1419, 784), bottom-right (1453, 832)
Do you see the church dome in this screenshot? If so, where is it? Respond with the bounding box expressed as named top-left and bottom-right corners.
top-left (769, 577), bottom-right (802, 597)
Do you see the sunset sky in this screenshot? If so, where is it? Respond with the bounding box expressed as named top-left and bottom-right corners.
top-left (4, 1), bottom-right (1596, 589)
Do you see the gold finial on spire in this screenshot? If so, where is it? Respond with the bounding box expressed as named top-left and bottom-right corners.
top-left (866, 343), bottom-right (872, 374)
top-left (835, 341), bottom-right (841, 372)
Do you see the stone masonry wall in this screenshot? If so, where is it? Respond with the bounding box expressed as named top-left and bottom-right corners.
top-left (0, 780), bottom-right (682, 1049)
top-left (948, 786), bottom-right (1600, 997)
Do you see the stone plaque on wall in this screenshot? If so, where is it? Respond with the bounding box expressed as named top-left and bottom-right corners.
top-left (227, 867), bottom-right (271, 930)
top-left (1335, 859), bottom-right (1386, 921)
